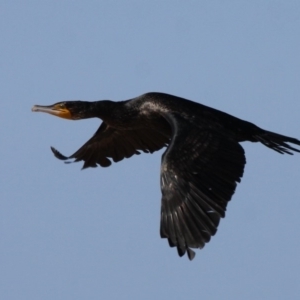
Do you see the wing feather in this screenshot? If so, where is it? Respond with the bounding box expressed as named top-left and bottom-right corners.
top-left (160, 114), bottom-right (246, 260)
top-left (51, 122), bottom-right (170, 168)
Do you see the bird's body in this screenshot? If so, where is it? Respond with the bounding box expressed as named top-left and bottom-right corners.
top-left (32, 92), bottom-right (300, 260)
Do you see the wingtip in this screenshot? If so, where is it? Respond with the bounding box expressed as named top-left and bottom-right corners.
top-left (50, 146), bottom-right (69, 160)
top-left (187, 248), bottom-right (196, 260)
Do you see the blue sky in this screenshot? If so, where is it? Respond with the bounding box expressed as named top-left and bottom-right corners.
top-left (1, 1), bottom-right (300, 299)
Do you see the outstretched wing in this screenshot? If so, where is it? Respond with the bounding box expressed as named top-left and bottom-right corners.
top-left (160, 114), bottom-right (246, 260)
top-left (51, 122), bottom-right (170, 169)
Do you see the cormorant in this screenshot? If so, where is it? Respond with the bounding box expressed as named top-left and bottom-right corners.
top-left (32, 92), bottom-right (300, 260)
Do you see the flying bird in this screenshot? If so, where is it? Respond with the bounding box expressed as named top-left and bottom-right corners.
top-left (32, 92), bottom-right (300, 260)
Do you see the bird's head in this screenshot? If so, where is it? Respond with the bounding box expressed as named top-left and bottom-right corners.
top-left (31, 101), bottom-right (92, 120)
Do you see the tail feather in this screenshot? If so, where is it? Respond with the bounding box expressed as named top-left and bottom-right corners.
top-left (254, 131), bottom-right (300, 155)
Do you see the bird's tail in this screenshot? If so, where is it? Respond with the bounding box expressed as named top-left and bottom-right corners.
top-left (254, 130), bottom-right (300, 155)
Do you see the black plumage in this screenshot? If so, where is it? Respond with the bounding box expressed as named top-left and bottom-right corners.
top-left (32, 92), bottom-right (300, 260)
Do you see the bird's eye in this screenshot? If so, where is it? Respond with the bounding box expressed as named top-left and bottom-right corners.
top-left (59, 103), bottom-right (66, 109)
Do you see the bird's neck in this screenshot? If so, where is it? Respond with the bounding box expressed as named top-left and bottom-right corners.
top-left (87, 100), bottom-right (128, 124)
top-left (77, 100), bottom-right (115, 119)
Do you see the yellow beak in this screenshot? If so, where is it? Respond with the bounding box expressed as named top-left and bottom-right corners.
top-left (31, 104), bottom-right (72, 120)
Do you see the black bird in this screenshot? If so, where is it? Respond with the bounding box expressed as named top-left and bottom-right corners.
top-left (32, 92), bottom-right (300, 260)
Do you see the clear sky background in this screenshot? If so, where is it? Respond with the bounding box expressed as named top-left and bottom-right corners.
top-left (1, 1), bottom-right (300, 299)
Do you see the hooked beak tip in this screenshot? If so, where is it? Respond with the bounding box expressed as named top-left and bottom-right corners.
top-left (32, 105), bottom-right (39, 112)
